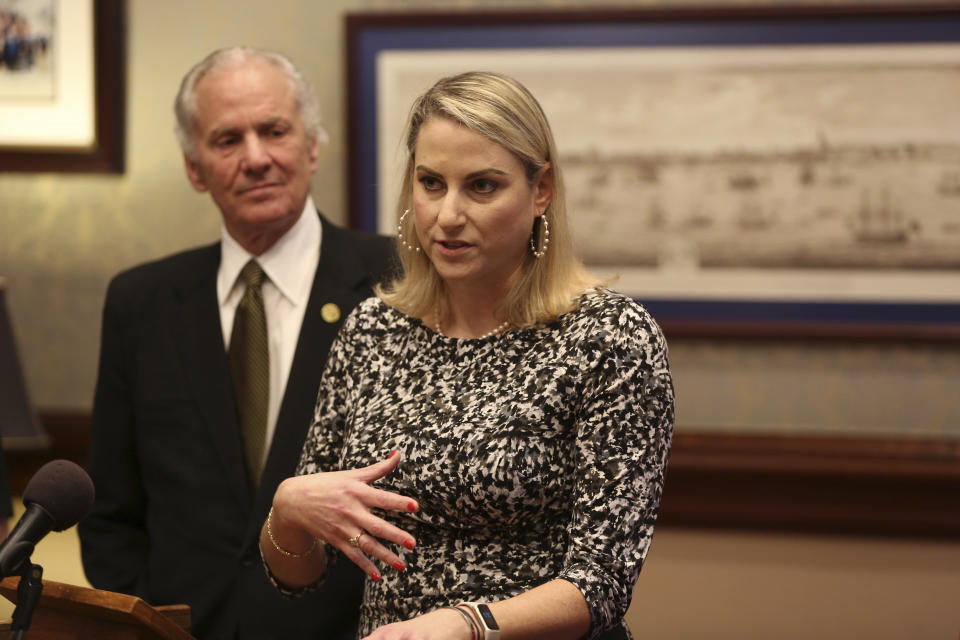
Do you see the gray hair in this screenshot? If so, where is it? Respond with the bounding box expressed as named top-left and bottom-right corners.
top-left (173, 46), bottom-right (327, 159)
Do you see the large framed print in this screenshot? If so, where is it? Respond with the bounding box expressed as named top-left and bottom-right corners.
top-left (0, 0), bottom-right (125, 173)
top-left (346, 4), bottom-right (960, 340)
top-left (346, 6), bottom-right (960, 538)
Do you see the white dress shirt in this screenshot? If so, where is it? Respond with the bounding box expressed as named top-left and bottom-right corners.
top-left (217, 198), bottom-right (322, 469)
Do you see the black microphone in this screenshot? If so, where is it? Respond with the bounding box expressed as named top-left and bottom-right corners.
top-left (0, 459), bottom-right (95, 577)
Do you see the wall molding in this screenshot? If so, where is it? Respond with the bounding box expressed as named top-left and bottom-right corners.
top-left (661, 431), bottom-right (960, 538)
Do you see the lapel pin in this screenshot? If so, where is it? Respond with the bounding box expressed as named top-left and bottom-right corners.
top-left (321, 302), bottom-right (341, 324)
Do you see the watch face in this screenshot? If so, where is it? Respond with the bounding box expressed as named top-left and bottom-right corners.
top-left (477, 604), bottom-right (499, 630)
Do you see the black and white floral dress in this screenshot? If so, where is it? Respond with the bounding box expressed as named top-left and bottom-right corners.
top-left (295, 288), bottom-right (674, 639)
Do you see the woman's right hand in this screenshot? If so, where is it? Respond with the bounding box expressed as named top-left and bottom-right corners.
top-left (269, 450), bottom-right (418, 581)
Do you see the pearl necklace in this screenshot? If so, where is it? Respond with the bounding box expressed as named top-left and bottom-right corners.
top-left (435, 311), bottom-right (510, 340)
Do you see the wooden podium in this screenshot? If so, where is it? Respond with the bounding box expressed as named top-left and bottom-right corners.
top-left (0, 576), bottom-right (194, 639)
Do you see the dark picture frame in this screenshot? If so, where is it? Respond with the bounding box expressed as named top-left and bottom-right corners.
top-left (0, 0), bottom-right (125, 173)
top-left (345, 5), bottom-right (960, 538)
top-left (345, 4), bottom-right (960, 341)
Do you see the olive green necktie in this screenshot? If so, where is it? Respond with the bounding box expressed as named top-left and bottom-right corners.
top-left (229, 260), bottom-right (269, 488)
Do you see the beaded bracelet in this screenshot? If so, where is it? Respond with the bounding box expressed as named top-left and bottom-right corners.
top-left (442, 605), bottom-right (480, 640)
top-left (266, 507), bottom-right (319, 559)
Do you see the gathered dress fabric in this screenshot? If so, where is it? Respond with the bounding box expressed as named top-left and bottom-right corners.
top-left (288, 288), bottom-right (674, 639)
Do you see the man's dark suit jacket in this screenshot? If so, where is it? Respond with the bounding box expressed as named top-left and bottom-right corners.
top-left (79, 214), bottom-right (395, 640)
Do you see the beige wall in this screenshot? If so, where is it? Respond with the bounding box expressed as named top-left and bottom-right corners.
top-left (1, 0), bottom-right (958, 637)
top-left (1, 0), bottom-right (956, 420)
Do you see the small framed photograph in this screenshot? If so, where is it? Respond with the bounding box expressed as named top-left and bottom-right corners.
top-left (0, 0), bottom-right (124, 173)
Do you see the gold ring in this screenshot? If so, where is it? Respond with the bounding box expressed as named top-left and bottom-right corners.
top-left (348, 532), bottom-right (364, 548)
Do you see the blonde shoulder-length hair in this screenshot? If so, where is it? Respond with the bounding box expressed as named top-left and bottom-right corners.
top-left (376, 71), bottom-right (598, 327)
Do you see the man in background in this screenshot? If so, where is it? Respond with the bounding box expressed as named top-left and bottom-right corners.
top-left (78, 47), bottom-right (393, 639)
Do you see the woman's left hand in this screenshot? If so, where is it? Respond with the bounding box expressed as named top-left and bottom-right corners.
top-left (361, 608), bottom-right (474, 640)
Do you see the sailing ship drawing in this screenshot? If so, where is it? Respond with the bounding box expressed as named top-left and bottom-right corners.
top-left (849, 188), bottom-right (913, 244)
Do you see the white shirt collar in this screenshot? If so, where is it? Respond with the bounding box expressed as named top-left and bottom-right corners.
top-left (217, 197), bottom-right (322, 306)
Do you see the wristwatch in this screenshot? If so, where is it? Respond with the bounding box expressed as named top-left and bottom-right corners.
top-left (463, 602), bottom-right (500, 640)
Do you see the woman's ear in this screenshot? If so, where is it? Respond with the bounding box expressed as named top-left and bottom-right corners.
top-left (534, 163), bottom-right (553, 216)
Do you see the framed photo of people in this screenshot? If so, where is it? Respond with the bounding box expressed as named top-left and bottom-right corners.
top-left (0, 0), bottom-right (124, 172)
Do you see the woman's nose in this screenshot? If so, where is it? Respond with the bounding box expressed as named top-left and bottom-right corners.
top-left (436, 193), bottom-right (465, 228)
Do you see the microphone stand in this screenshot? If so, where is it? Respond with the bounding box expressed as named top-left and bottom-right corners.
top-left (10, 561), bottom-right (44, 640)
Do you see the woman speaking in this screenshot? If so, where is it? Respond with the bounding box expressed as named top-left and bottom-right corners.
top-left (261, 71), bottom-right (675, 640)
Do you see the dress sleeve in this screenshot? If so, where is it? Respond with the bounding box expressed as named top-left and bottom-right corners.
top-left (557, 298), bottom-right (675, 638)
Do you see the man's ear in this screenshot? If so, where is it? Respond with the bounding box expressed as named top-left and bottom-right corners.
top-left (307, 135), bottom-right (320, 174)
top-left (183, 153), bottom-right (209, 193)
top-left (534, 163), bottom-right (553, 216)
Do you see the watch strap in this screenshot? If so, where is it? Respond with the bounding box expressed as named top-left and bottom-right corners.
top-left (462, 602), bottom-right (501, 640)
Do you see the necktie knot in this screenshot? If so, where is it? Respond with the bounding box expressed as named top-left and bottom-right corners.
top-left (240, 260), bottom-right (265, 290)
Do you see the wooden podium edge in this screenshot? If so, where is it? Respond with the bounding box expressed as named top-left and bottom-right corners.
top-left (0, 576), bottom-right (192, 639)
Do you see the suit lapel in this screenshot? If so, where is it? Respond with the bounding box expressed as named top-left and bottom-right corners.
top-left (173, 246), bottom-right (251, 509)
top-left (246, 217), bottom-right (376, 544)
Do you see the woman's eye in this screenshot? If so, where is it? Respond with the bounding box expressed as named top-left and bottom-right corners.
top-left (419, 176), bottom-right (443, 191)
top-left (473, 179), bottom-right (497, 194)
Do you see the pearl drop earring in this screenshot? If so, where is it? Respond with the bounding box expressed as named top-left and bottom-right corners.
top-left (398, 209), bottom-right (420, 253)
top-left (530, 213), bottom-right (549, 259)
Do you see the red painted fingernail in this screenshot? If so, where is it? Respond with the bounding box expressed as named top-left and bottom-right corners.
top-left (392, 561), bottom-right (406, 571)
top-left (403, 539), bottom-right (415, 550)
top-left (370, 571), bottom-right (381, 582)
top-left (388, 450), bottom-right (398, 459)
top-left (407, 501), bottom-right (418, 512)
